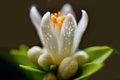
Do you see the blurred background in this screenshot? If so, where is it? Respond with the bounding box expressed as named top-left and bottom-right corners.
top-left (0, 0), bottom-right (120, 80)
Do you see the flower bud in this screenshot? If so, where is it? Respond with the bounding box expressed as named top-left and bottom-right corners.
top-left (43, 73), bottom-right (57, 80)
top-left (58, 57), bottom-right (78, 79)
top-left (27, 46), bottom-right (43, 64)
top-left (73, 51), bottom-right (88, 66)
top-left (38, 53), bottom-right (53, 71)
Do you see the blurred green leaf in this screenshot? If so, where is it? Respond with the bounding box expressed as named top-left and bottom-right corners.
top-left (10, 45), bottom-right (29, 56)
top-left (19, 64), bottom-right (46, 80)
top-left (9, 45), bottom-right (116, 80)
top-left (112, 47), bottom-right (120, 54)
top-left (10, 45), bottom-right (37, 68)
top-left (19, 64), bottom-right (45, 73)
top-left (74, 46), bottom-right (113, 80)
top-left (10, 45), bottom-right (46, 80)
top-left (84, 46), bottom-right (113, 64)
top-left (75, 63), bottom-right (103, 80)
top-left (0, 49), bottom-right (12, 62)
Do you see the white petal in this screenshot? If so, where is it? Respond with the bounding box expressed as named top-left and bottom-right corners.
top-left (60, 3), bottom-right (76, 17)
top-left (30, 6), bottom-right (41, 32)
top-left (40, 12), bottom-right (59, 57)
top-left (54, 26), bottom-right (61, 43)
top-left (30, 6), bottom-right (44, 45)
top-left (72, 10), bottom-right (88, 53)
top-left (60, 14), bottom-right (77, 59)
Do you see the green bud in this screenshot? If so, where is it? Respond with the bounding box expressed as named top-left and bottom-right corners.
top-left (27, 46), bottom-right (43, 64)
top-left (43, 73), bottom-right (57, 80)
top-left (73, 51), bottom-right (88, 66)
top-left (38, 53), bottom-right (53, 71)
top-left (58, 57), bottom-right (78, 79)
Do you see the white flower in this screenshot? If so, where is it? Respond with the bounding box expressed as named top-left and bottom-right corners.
top-left (28, 4), bottom-right (88, 65)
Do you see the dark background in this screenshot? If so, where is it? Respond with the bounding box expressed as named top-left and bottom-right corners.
top-left (0, 0), bottom-right (120, 80)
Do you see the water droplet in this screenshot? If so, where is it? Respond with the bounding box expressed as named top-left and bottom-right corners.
top-left (65, 26), bottom-right (68, 29)
top-left (65, 37), bottom-right (67, 40)
top-left (64, 47), bottom-right (67, 50)
top-left (49, 35), bottom-right (52, 38)
top-left (50, 46), bottom-right (53, 49)
top-left (47, 33), bottom-right (52, 38)
top-left (68, 42), bottom-right (71, 45)
top-left (47, 37), bottom-right (49, 41)
top-left (64, 34), bottom-right (66, 37)
top-left (68, 32), bottom-right (71, 35)
top-left (45, 40), bottom-right (48, 43)
top-left (53, 46), bottom-right (55, 49)
top-left (70, 28), bottom-right (74, 31)
top-left (69, 20), bottom-right (74, 25)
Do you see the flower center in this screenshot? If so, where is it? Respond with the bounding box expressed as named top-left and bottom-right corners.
top-left (51, 12), bottom-right (65, 30)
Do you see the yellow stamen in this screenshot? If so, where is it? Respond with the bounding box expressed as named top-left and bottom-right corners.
top-left (51, 12), bottom-right (65, 30)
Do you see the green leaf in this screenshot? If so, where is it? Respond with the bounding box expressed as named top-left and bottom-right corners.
top-left (10, 45), bottom-right (29, 56)
top-left (84, 46), bottom-right (114, 64)
top-left (74, 46), bottom-right (115, 80)
top-left (10, 45), bottom-right (47, 80)
top-left (0, 49), bottom-right (13, 63)
top-left (10, 45), bottom-right (37, 68)
top-left (19, 64), bottom-right (45, 73)
top-left (75, 63), bottom-right (103, 80)
top-left (112, 47), bottom-right (120, 54)
top-left (19, 64), bottom-right (46, 80)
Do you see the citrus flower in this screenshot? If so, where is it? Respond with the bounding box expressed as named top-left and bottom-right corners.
top-left (29, 3), bottom-right (88, 64)
top-left (10, 3), bottom-right (116, 80)
top-left (28, 3), bottom-right (88, 79)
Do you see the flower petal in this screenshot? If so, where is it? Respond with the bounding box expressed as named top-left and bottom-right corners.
top-left (60, 14), bottom-right (77, 59)
top-left (30, 6), bottom-right (41, 32)
top-left (40, 12), bottom-right (59, 58)
top-left (60, 3), bottom-right (76, 18)
top-left (72, 10), bottom-right (88, 53)
top-left (30, 6), bottom-right (45, 45)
